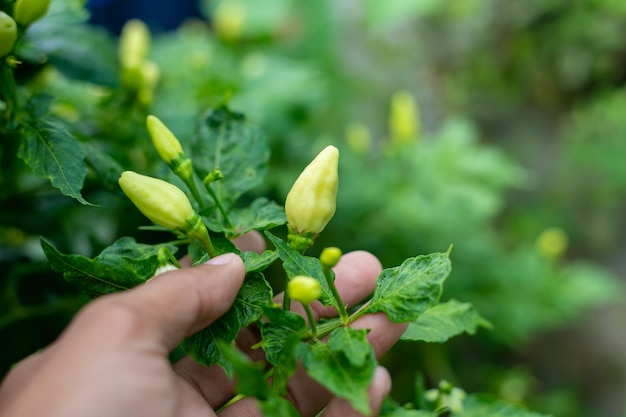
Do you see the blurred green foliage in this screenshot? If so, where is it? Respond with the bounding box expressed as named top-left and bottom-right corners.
top-left (2, 0), bottom-right (626, 416)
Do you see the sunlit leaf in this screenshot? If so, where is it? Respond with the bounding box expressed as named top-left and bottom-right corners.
top-left (365, 252), bottom-right (451, 323)
top-left (41, 237), bottom-right (174, 297)
top-left (401, 299), bottom-right (491, 343)
top-left (298, 328), bottom-right (377, 415)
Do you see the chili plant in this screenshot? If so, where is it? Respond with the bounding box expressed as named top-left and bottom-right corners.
top-left (0, 1), bottom-right (555, 415)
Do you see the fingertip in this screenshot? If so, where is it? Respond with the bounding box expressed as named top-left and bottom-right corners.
top-left (232, 230), bottom-right (266, 253)
top-left (372, 366), bottom-right (392, 398)
top-left (337, 250), bottom-right (383, 274)
top-left (199, 252), bottom-right (245, 283)
top-left (204, 252), bottom-right (243, 267)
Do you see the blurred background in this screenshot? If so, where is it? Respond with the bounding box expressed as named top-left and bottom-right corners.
top-left (2, 0), bottom-right (626, 416)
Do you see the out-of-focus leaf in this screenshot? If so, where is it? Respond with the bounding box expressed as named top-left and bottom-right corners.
top-left (456, 394), bottom-right (551, 417)
top-left (217, 340), bottom-right (270, 399)
top-left (217, 340), bottom-right (301, 416)
top-left (298, 328), bottom-right (377, 415)
top-left (81, 142), bottom-right (124, 193)
top-left (401, 299), bottom-right (491, 343)
top-left (19, 22), bottom-right (118, 86)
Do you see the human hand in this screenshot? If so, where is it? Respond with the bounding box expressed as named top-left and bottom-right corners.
top-left (0, 234), bottom-right (406, 417)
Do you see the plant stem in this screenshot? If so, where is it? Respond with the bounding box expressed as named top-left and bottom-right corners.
top-left (196, 233), bottom-right (216, 258)
top-left (303, 303), bottom-right (317, 337)
top-left (204, 183), bottom-right (233, 230)
top-left (186, 216), bottom-right (216, 258)
top-left (324, 269), bottom-right (349, 323)
top-left (185, 175), bottom-right (208, 211)
top-left (0, 62), bottom-right (18, 125)
top-left (282, 289), bottom-right (292, 311)
top-left (166, 250), bottom-right (183, 268)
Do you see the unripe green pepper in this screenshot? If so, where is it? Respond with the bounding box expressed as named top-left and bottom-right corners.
top-left (287, 276), bottom-right (322, 305)
top-left (0, 12), bottom-right (17, 57)
top-left (285, 145), bottom-right (339, 236)
top-left (13, 0), bottom-right (51, 26)
top-left (118, 171), bottom-right (197, 231)
top-left (119, 171), bottom-right (216, 258)
top-left (146, 115), bottom-right (185, 165)
top-left (320, 247), bottom-right (342, 269)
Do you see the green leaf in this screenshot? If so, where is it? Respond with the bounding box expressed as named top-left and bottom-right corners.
top-left (81, 142), bottom-right (124, 193)
top-left (216, 340), bottom-right (270, 400)
top-left (192, 106), bottom-right (269, 210)
top-left (298, 329), bottom-right (377, 415)
top-left (215, 341), bottom-right (301, 417)
top-left (203, 197), bottom-right (286, 237)
top-left (210, 341), bottom-right (300, 417)
top-left (265, 232), bottom-right (338, 308)
top-left (258, 396), bottom-right (301, 417)
top-left (401, 300), bottom-right (492, 343)
top-left (182, 272), bottom-right (273, 374)
top-left (24, 94), bottom-right (55, 118)
top-left (380, 396), bottom-right (437, 417)
top-left (381, 406), bottom-right (437, 417)
top-left (18, 118), bottom-right (92, 205)
top-left (242, 250), bottom-right (279, 274)
top-left (20, 22), bottom-right (119, 86)
top-left (228, 198), bottom-right (287, 236)
top-left (326, 327), bottom-right (371, 367)
top-left (260, 307), bottom-right (307, 393)
top-left (456, 395), bottom-right (551, 417)
top-left (365, 252), bottom-right (451, 323)
top-left (41, 237), bottom-right (175, 298)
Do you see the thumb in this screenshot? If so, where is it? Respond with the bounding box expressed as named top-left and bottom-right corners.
top-left (67, 252), bottom-right (245, 353)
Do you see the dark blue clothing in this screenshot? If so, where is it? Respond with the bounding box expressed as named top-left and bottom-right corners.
top-left (87, 0), bottom-right (202, 34)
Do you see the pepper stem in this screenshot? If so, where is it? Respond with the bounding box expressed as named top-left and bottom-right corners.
top-left (323, 268), bottom-right (349, 323)
top-left (184, 215), bottom-right (216, 259)
top-left (303, 303), bottom-right (317, 337)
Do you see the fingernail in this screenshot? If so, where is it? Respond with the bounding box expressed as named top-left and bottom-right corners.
top-left (205, 253), bottom-right (237, 266)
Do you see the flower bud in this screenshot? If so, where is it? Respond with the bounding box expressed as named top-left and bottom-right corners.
top-left (213, 0), bottom-right (246, 42)
top-left (345, 122), bottom-right (372, 154)
top-left (285, 145), bottom-right (339, 235)
top-left (119, 19), bottom-right (150, 69)
top-left (13, 0), bottom-right (51, 26)
top-left (118, 171), bottom-right (197, 231)
top-left (0, 12), bottom-right (17, 57)
top-left (146, 115), bottom-right (185, 165)
top-left (320, 247), bottom-right (342, 269)
top-left (536, 227), bottom-right (568, 259)
top-left (137, 60), bottom-right (160, 105)
top-left (287, 275), bottom-right (322, 305)
top-left (389, 90), bottom-right (420, 144)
